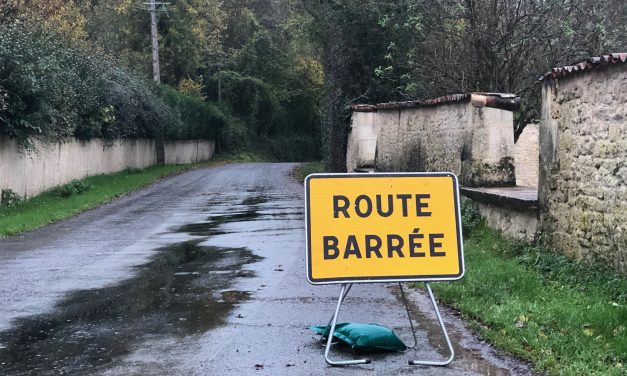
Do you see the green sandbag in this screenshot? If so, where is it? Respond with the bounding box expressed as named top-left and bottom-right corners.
top-left (310, 323), bottom-right (407, 352)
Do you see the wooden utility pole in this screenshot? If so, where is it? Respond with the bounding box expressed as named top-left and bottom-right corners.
top-left (148, 0), bottom-right (161, 83)
top-left (145, 0), bottom-right (166, 164)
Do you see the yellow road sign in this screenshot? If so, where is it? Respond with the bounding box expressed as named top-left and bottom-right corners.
top-left (305, 173), bottom-right (464, 284)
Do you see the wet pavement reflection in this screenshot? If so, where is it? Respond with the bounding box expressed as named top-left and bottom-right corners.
top-left (0, 193), bottom-right (267, 375)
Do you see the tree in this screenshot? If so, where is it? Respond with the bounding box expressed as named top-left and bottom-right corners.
top-left (0, 0), bottom-right (90, 41)
top-left (305, 0), bottom-right (626, 169)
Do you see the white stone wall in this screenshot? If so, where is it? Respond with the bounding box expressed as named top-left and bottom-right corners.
top-left (514, 123), bottom-right (539, 187)
top-left (346, 112), bottom-right (378, 172)
top-left (539, 64), bottom-right (627, 273)
top-left (164, 139), bottom-right (215, 165)
top-left (474, 200), bottom-right (538, 241)
top-left (364, 102), bottom-right (515, 186)
top-left (0, 137), bottom-right (215, 199)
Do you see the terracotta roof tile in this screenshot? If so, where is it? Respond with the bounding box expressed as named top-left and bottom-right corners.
top-left (352, 93), bottom-right (521, 112)
top-left (541, 53), bottom-right (626, 81)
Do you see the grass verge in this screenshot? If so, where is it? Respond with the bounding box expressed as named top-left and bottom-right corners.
top-left (0, 163), bottom-right (212, 238)
top-left (425, 223), bottom-right (626, 375)
top-left (293, 161), bottom-right (327, 183)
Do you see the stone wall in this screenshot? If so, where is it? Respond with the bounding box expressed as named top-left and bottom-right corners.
top-left (462, 187), bottom-right (538, 241)
top-left (514, 123), bottom-right (539, 187)
top-left (475, 201), bottom-right (538, 241)
top-left (539, 64), bottom-right (626, 273)
top-left (0, 137), bottom-right (215, 199)
top-left (363, 101), bottom-right (516, 187)
top-left (345, 111), bottom-right (379, 171)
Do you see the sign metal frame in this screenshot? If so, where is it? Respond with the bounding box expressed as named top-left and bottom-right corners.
top-left (305, 172), bottom-right (465, 285)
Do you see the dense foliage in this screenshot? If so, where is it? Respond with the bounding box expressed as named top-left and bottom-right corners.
top-left (159, 85), bottom-right (229, 141)
top-left (1, 0), bottom-right (624, 163)
top-left (303, 0), bottom-right (626, 170)
top-left (0, 24), bottom-right (188, 148)
top-left (0, 1), bottom-right (324, 161)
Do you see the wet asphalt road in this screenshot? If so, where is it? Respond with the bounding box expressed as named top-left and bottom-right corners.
top-left (0, 163), bottom-right (533, 375)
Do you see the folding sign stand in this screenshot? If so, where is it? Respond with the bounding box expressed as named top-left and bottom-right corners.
top-left (306, 173), bottom-right (464, 369)
top-left (322, 282), bottom-right (454, 366)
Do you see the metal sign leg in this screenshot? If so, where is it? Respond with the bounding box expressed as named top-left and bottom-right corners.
top-left (324, 284), bottom-right (371, 366)
top-left (408, 283), bottom-right (454, 366)
top-left (323, 283), bottom-right (353, 333)
top-left (398, 283), bottom-right (418, 349)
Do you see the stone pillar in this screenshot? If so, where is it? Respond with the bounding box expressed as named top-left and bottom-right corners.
top-left (346, 111), bottom-right (378, 172)
top-left (460, 106), bottom-right (516, 187)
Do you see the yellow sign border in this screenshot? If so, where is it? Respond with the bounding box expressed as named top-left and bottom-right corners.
top-left (305, 172), bottom-right (465, 285)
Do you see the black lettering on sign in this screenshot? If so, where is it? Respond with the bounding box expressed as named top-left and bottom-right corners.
top-left (323, 236), bottom-right (339, 259)
top-left (376, 195), bottom-right (393, 217)
top-left (429, 233), bottom-right (445, 256)
top-left (365, 235), bottom-right (383, 258)
top-left (344, 235), bottom-right (362, 258)
top-left (331, 193), bottom-right (434, 219)
top-left (387, 234), bottom-right (405, 257)
top-left (408, 228), bottom-right (425, 257)
top-left (322, 232), bottom-right (447, 260)
top-left (396, 194), bottom-right (411, 217)
top-left (333, 195), bottom-right (350, 218)
top-left (415, 194), bottom-right (432, 217)
top-left (354, 195), bottom-right (372, 217)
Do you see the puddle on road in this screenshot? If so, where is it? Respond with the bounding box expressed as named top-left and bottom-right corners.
top-left (241, 196), bottom-right (267, 206)
top-left (220, 290), bottom-right (252, 303)
top-left (0, 241), bottom-right (260, 375)
top-left (177, 200), bottom-right (303, 237)
top-left (0, 193), bottom-right (274, 375)
top-left (178, 211), bottom-right (259, 236)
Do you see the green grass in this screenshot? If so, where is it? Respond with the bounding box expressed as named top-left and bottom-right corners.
top-left (426, 225), bottom-right (627, 375)
top-left (0, 152), bottom-right (282, 238)
top-left (293, 161), bottom-right (327, 183)
top-left (0, 163), bottom-right (212, 238)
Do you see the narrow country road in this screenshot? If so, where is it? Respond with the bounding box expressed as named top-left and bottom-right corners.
top-left (0, 163), bottom-right (532, 375)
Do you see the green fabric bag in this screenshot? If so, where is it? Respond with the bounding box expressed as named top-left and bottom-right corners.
top-left (310, 323), bottom-right (407, 352)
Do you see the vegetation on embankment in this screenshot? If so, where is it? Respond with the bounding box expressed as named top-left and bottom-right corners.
top-left (425, 202), bottom-right (627, 375)
top-left (0, 163), bottom-right (212, 238)
top-left (293, 161), bottom-right (327, 183)
top-left (0, 24), bottom-right (223, 149)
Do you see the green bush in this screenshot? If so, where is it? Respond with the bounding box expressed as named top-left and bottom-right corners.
top-left (159, 85), bottom-right (229, 140)
top-left (0, 23), bottom-right (181, 147)
top-left (264, 134), bottom-right (321, 162)
top-left (0, 24), bottom-right (99, 146)
top-left (1, 189), bottom-right (21, 207)
top-left (50, 179), bottom-right (92, 198)
top-left (460, 198), bottom-right (483, 237)
top-left (204, 71), bottom-right (280, 137)
top-left (98, 66), bottom-right (180, 140)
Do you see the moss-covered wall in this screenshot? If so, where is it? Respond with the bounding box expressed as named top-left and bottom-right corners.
top-left (539, 64), bottom-right (627, 273)
top-left (361, 102), bottom-right (516, 187)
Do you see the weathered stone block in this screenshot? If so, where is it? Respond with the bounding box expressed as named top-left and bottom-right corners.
top-left (461, 157), bottom-right (516, 187)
